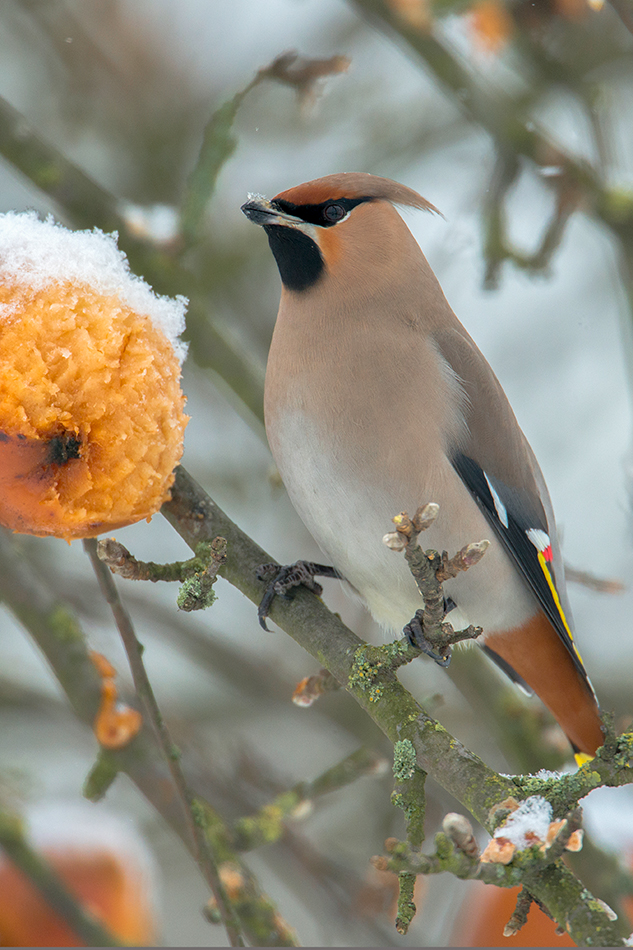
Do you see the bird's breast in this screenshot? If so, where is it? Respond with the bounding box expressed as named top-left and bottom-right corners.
top-left (264, 317), bottom-right (537, 636)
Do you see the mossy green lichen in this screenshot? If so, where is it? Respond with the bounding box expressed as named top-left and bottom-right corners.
top-left (382, 639), bottom-right (413, 662)
top-left (233, 795), bottom-right (298, 850)
top-left (83, 750), bottom-right (119, 802)
top-left (434, 831), bottom-right (452, 861)
top-left (511, 767), bottom-right (602, 817)
top-left (391, 790), bottom-right (415, 822)
top-left (348, 647), bottom-right (382, 691)
top-left (602, 187), bottom-right (633, 224)
top-left (177, 573), bottom-right (218, 611)
top-left (393, 739), bottom-right (417, 782)
top-left (190, 797), bottom-right (209, 830)
top-left (48, 604), bottom-right (86, 646)
top-left (395, 871), bottom-right (417, 934)
top-left (348, 641), bottom-right (411, 703)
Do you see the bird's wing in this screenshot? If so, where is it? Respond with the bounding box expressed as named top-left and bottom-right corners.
top-left (432, 326), bottom-right (595, 696)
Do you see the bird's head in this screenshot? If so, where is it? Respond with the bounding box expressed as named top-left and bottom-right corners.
top-left (242, 172), bottom-right (440, 296)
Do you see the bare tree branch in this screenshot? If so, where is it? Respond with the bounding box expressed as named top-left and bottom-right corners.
top-left (84, 539), bottom-right (246, 948)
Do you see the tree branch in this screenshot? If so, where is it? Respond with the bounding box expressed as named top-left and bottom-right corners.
top-left (161, 466), bottom-right (630, 946)
top-left (83, 539), bottom-right (245, 947)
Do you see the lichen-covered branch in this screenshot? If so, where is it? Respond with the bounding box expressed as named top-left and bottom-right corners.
top-left (161, 466), bottom-right (633, 946)
top-left (162, 468), bottom-right (518, 813)
top-left (390, 743), bottom-right (427, 934)
top-left (97, 536), bottom-right (213, 582)
top-left (504, 887), bottom-right (540, 939)
top-left (375, 816), bottom-right (623, 946)
top-left (190, 804), bottom-right (299, 948)
top-left (97, 535), bottom-right (227, 611)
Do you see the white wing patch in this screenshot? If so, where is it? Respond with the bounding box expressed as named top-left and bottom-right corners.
top-left (527, 527), bottom-right (551, 552)
top-left (484, 472), bottom-right (509, 528)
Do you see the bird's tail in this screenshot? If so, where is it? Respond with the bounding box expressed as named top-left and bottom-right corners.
top-left (485, 610), bottom-right (603, 761)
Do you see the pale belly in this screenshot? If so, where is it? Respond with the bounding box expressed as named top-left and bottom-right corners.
top-left (269, 410), bottom-right (537, 638)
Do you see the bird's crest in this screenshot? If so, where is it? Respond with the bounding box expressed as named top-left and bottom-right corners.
top-left (274, 172), bottom-right (440, 216)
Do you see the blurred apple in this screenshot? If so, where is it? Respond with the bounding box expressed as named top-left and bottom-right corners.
top-left (0, 802), bottom-right (157, 947)
top-left (450, 880), bottom-right (576, 947)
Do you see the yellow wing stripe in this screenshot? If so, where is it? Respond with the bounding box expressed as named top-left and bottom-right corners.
top-left (537, 551), bottom-right (585, 666)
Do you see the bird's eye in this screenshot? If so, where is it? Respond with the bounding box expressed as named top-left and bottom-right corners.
top-left (323, 203), bottom-right (346, 223)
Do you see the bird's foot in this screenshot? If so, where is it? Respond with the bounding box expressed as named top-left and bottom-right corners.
top-left (256, 561), bottom-right (343, 630)
top-left (403, 608), bottom-right (452, 668)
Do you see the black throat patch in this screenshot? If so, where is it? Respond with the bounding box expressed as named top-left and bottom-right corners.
top-left (264, 226), bottom-right (324, 293)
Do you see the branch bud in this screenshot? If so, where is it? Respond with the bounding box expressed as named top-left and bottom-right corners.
top-left (461, 539), bottom-right (490, 567)
top-left (442, 813), bottom-right (480, 859)
top-left (412, 502), bottom-right (440, 531)
top-left (383, 531), bottom-right (407, 551)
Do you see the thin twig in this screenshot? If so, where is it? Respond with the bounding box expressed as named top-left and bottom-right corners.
top-left (503, 886), bottom-right (534, 937)
top-left (181, 51), bottom-right (349, 243)
top-left (83, 538), bottom-right (245, 948)
top-left (565, 564), bottom-right (625, 595)
top-left (483, 150), bottom-right (579, 288)
top-left (231, 747), bottom-right (386, 851)
top-left (384, 506), bottom-right (488, 664)
top-left (292, 667), bottom-right (341, 706)
top-left (97, 537), bottom-right (208, 582)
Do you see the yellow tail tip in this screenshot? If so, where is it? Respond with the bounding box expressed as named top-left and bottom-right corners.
top-left (574, 752), bottom-right (594, 767)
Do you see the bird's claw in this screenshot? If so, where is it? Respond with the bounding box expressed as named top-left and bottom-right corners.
top-left (403, 610), bottom-right (452, 668)
top-left (256, 561), bottom-right (342, 630)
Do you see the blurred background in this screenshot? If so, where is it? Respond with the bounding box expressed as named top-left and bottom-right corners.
top-left (0, 0), bottom-right (633, 945)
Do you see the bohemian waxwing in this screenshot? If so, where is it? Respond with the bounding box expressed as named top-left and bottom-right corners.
top-left (241, 172), bottom-right (603, 762)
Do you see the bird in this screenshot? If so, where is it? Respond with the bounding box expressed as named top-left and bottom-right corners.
top-left (241, 172), bottom-right (603, 763)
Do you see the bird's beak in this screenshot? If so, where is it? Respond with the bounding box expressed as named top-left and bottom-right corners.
top-left (241, 196), bottom-right (302, 227)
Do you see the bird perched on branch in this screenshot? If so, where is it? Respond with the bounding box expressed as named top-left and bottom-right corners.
top-left (242, 172), bottom-right (602, 763)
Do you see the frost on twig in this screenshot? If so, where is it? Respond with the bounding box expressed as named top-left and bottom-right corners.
top-left (480, 797), bottom-right (584, 866)
top-left (383, 505), bottom-right (489, 666)
top-left (373, 799), bottom-right (593, 938)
